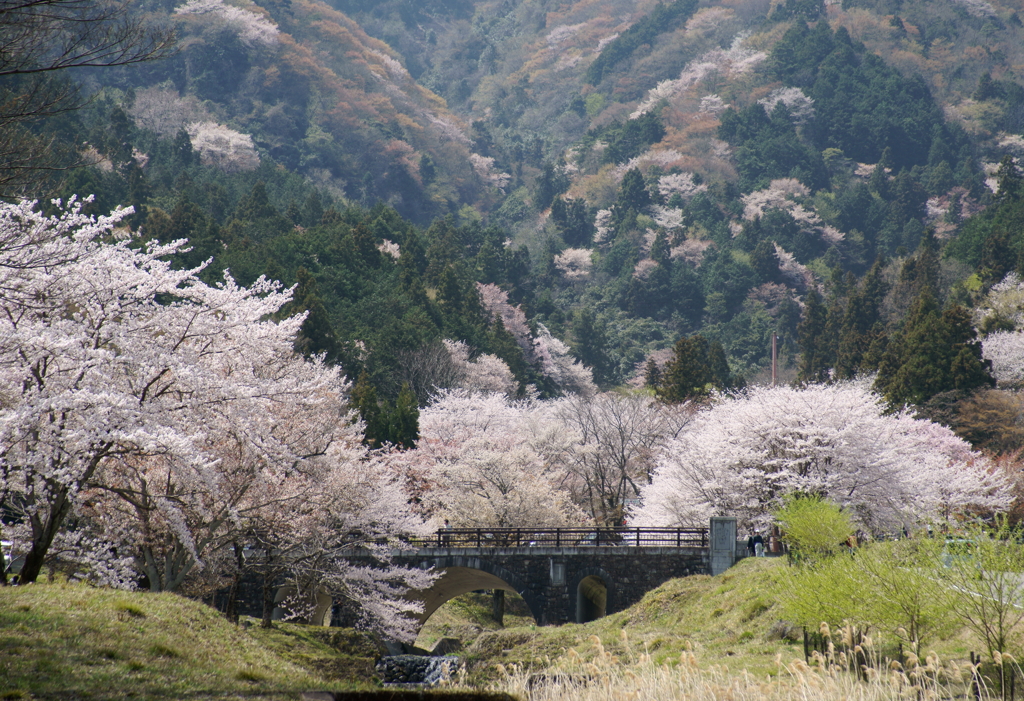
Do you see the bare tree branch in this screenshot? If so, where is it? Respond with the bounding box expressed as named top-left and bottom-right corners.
top-left (0, 0), bottom-right (176, 198)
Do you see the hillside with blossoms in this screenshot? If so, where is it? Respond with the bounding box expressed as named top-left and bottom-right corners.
top-left (23, 0), bottom-right (1022, 401)
top-left (8, 0), bottom-right (1024, 663)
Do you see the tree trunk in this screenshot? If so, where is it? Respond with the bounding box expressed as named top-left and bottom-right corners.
top-left (0, 525), bottom-right (8, 586)
top-left (261, 548), bottom-right (275, 629)
top-left (19, 488), bottom-right (75, 583)
top-left (491, 589), bottom-right (505, 626)
top-left (226, 542), bottom-right (244, 624)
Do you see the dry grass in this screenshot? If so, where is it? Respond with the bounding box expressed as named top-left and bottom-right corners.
top-left (491, 632), bottom-right (989, 701)
top-left (452, 557), bottom-right (992, 696)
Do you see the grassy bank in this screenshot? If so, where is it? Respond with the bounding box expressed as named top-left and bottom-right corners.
top-left (0, 557), bottom-right (988, 699)
top-left (0, 582), bottom-right (382, 700)
top-left (446, 558), bottom-right (978, 690)
top-left (453, 557), bottom-right (802, 684)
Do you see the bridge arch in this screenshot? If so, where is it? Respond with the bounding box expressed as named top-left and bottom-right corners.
top-left (570, 567), bottom-right (614, 624)
top-left (416, 555), bottom-right (541, 626)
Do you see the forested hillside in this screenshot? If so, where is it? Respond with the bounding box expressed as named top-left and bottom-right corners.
top-left (10, 0), bottom-right (1024, 638)
top-left (12, 0), bottom-right (1024, 442)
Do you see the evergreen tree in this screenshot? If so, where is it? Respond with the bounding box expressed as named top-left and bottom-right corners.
top-left (389, 383), bottom-right (420, 450)
top-left (570, 308), bottom-right (614, 387)
top-left (995, 155), bottom-right (1023, 201)
top-left (751, 239), bottom-right (782, 284)
top-left (658, 334), bottom-right (732, 403)
top-left (351, 374), bottom-right (420, 450)
top-left (550, 196), bottom-right (594, 247)
top-left (289, 267), bottom-right (341, 362)
top-left (617, 168), bottom-right (651, 214)
top-left (302, 191), bottom-right (324, 227)
top-left (835, 259), bottom-right (887, 378)
top-left (875, 289), bottom-right (995, 407)
top-left (486, 316), bottom-right (529, 393)
top-left (797, 288), bottom-right (831, 383)
top-left (644, 358), bottom-right (662, 390)
top-left (351, 370), bottom-right (387, 449)
top-left (235, 181), bottom-right (278, 222)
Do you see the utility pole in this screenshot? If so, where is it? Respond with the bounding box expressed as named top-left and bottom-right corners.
top-left (771, 333), bottom-right (777, 387)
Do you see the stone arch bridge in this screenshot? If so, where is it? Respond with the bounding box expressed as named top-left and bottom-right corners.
top-left (378, 518), bottom-right (739, 629)
top-left (221, 518), bottom-right (740, 633)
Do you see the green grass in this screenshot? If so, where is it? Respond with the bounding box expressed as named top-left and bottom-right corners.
top-left (416, 591), bottom-right (535, 652)
top-left (452, 557), bottom-right (972, 685)
top-left (406, 558), bottom-right (803, 685)
top-left (0, 558), bottom-right (986, 698)
top-left (0, 582), bottom-right (381, 700)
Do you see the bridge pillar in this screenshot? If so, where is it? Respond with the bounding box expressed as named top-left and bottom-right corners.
top-left (709, 516), bottom-right (737, 576)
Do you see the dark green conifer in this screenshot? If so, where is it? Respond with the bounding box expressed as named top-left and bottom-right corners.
top-left (351, 371), bottom-right (386, 449)
top-left (289, 268), bottom-right (341, 362)
top-left (658, 334), bottom-right (732, 403)
top-left (389, 383), bottom-right (420, 450)
top-left (797, 288), bottom-right (830, 383)
top-left (751, 239), bottom-right (781, 284)
top-left (570, 308), bottom-right (614, 387)
top-left (875, 289), bottom-right (995, 407)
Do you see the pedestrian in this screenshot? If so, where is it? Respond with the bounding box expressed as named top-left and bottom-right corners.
top-left (753, 532), bottom-right (765, 557)
top-left (746, 533), bottom-right (756, 557)
top-left (442, 519), bottom-right (452, 546)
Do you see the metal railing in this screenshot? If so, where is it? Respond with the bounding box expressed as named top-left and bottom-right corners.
top-left (408, 527), bottom-right (709, 549)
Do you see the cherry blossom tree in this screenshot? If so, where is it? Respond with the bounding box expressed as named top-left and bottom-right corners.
top-left (983, 331), bottom-right (1024, 388)
top-left (174, 0), bottom-right (280, 47)
top-left (264, 453), bottom-right (436, 641)
top-left (185, 121), bottom-right (260, 172)
top-left (0, 198), bottom-right (432, 639)
top-left (413, 390), bottom-right (582, 530)
top-left (533, 324), bottom-right (597, 398)
top-left (635, 382), bottom-right (1009, 531)
top-left (83, 345), bottom-right (353, 594)
top-left (757, 87), bottom-right (815, 126)
top-left (0, 196), bottom-right (221, 583)
top-left (554, 392), bottom-right (692, 526)
top-left (444, 340), bottom-right (517, 396)
top-left (129, 87), bottom-right (212, 137)
top-left (476, 283), bottom-right (596, 396)
top-left (477, 282), bottom-right (532, 355)
top-left (553, 248), bottom-right (594, 280)
top-left (978, 273), bottom-right (1024, 388)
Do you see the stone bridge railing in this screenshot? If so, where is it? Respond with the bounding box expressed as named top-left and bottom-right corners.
top-left (406, 526), bottom-right (709, 549)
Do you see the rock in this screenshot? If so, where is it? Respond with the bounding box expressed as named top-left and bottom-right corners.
top-left (431, 638), bottom-right (463, 656)
top-left (768, 619), bottom-right (802, 642)
top-left (375, 654), bottom-right (462, 687)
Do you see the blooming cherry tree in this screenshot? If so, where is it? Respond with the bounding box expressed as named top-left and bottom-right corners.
top-left (175, 0), bottom-right (280, 46)
top-left (635, 382), bottom-right (1008, 531)
top-left (414, 390), bottom-right (582, 529)
top-left (186, 121), bottom-right (260, 172)
top-left (443, 340), bottom-right (517, 397)
top-left (0, 199), bottom-right (431, 638)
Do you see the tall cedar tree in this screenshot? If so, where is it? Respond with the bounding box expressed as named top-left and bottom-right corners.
top-left (835, 259), bottom-right (887, 378)
top-left (797, 288), bottom-right (831, 382)
top-left (570, 308), bottom-right (614, 387)
top-left (350, 372), bottom-right (419, 449)
top-left (287, 267), bottom-right (341, 363)
top-left (875, 289), bottom-right (994, 407)
top-left (657, 334), bottom-right (732, 402)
